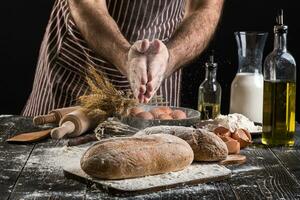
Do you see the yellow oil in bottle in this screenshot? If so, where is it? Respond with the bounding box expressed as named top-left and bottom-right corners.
top-left (262, 80), bottom-right (296, 146)
top-left (198, 103), bottom-right (220, 120)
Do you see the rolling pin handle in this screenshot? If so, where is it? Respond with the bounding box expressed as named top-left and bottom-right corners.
top-left (50, 121), bottom-right (76, 139)
top-left (33, 113), bottom-right (57, 125)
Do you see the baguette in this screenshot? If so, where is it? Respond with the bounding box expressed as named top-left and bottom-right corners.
top-left (135, 126), bottom-right (228, 161)
top-left (80, 134), bottom-right (194, 179)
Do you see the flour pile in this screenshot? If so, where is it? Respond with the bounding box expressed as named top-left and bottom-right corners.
top-left (202, 113), bottom-right (262, 133)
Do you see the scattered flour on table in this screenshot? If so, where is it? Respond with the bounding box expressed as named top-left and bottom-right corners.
top-left (20, 191), bottom-right (85, 199)
top-left (0, 115), bottom-right (13, 118)
top-left (13, 154), bottom-right (28, 161)
top-left (13, 145), bottom-right (89, 200)
top-left (85, 183), bottom-right (218, 200)
top-left (232, 165), bottom-right (261, 173)
top-left (236, 184), bottom-right (257, 189)
top-left (0, 175), bottom-right (10, 180)
top-left (25, 145), bottom-right (89, 173)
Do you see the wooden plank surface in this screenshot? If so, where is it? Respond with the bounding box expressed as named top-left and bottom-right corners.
top-left (0, 116), bottom-right (38, 200)
top-left (0, 116), bottom-right (86, 200)
top-left (1, 115), bottom-right (300, 200)
top-left (227, 146), bottom-right (300, 199)
top-left (8, 137), bottom-right (87, 200)
top-left (84, 181), bottom-right (237, 200)
top-left (271, 148), bottom-right (300, 186)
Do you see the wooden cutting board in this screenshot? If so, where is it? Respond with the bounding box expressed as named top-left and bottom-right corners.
top-left (62, 147), bottom-right (231, 194)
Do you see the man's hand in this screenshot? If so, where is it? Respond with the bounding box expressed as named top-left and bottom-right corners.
top-left (127, 40), bottom-right (150, 102)
top-left (144, 40), bottom-right (169, 103)
top-left (127, 39), bottom-right (169, 103)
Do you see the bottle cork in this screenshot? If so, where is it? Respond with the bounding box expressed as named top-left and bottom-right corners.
top-left (50, 109), bottom-right (99, 139)
top-left (33, 106), bottom-right (81, 125)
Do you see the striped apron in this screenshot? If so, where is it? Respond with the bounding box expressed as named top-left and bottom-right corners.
top-left (22, 0), bottom-right (186, 116)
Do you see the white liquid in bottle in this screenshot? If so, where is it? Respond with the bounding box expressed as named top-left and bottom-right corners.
top-left (230, 73), bottom-right (263, 123)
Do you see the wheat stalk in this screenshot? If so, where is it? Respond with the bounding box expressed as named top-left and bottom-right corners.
top-left (78, 66), bottom-right (167, 122)
top-left (79, 66), bottom-right (138, 118)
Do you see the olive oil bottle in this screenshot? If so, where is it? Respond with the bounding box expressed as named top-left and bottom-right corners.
top-left (198, 103), bottom-right (221, 120)
top-left (198, 53), bottom-right (222, 120)
top-left (262, 10), bottom-right (297, 146)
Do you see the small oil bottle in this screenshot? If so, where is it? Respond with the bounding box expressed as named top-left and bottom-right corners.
top-left (198, 52), bottom-right (222, 120)
top-left (262, 10), bottom-right (297, 146)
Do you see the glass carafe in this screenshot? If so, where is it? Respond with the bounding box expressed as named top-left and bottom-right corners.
top-left (230, 32), bottom-right (268, 123)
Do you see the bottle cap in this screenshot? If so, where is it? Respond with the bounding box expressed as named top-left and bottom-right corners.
top-left (205, 51), bottom-right (218, 69)
top-left (274, 9), bottom-right (288, 34)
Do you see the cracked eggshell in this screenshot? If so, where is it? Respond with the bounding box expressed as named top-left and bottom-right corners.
top-left (214, 126), bottom-right (232, 137)
top-left (232, 129), bottom-right (252, 148)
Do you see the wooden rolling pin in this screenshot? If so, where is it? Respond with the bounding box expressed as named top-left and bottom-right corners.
top-left (50, 109), bottom-right (101, 139)
top-left (33, 106), bottom-right (81, 125)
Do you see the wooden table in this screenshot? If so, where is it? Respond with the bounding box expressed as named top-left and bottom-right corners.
top-left (1, 115), bottom-right (300, 200)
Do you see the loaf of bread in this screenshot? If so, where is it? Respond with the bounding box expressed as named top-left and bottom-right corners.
top-left (135, 126), bottom-right (228, 161)
top-left (80, 134), bottom-right (194, 179)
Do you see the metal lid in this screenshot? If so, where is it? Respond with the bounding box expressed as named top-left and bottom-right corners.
top-left (274, 9), bottom-right (288, 34)
top-left (205, 51), bottom-right (218, 69)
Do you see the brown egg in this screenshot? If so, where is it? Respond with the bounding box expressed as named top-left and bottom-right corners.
top-left (150, 108), bottom-right (167, 119)
top-left (171, 109), bottom-right (187, 119)
top-left (224, 138), bottom-right (240, 154)
top-left (158, 106), bottom-right (173, 115)
top-left (219, 136), bottom-right (232, 143)
top-left (158, 114), bottom-right (173, 120)
top-left (129, 107), bottom-right (144, 116)
top-left (214, 126), bottom-right (231, 137)
top-left (135, 111), bottom-right (154, 120)
top-left (232, 129), bottom-right (252, 148)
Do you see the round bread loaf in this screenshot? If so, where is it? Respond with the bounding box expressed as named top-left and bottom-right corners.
top-left (177, 129), bottom-right (228, 161)
top-left (80, 134), bottom-right (194, 179)
top-left (135, 126), bottom-right (228, 161)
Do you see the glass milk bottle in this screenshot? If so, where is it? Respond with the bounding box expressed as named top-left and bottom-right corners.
top-left (262, 10), bottom-right (296, 146)
top-left (198, 54), bottom-right (222, 120)
top-left (230, 32), bottom-right (268, 123)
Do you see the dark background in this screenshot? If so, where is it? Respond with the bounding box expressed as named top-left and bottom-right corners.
top-left (1, 0), bottom-right (299, 122)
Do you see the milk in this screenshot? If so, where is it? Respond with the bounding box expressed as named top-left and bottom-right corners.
top-left (229, 73), bottom-right (263, 123)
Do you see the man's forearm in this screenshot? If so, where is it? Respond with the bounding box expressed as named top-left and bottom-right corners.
top-left (68, 0), bottom-right (130, 75)
top-left (166, 0), bottom-right (224, 76)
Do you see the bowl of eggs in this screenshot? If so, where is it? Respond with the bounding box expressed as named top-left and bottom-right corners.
top-left (120, 105), bottom-right (201, 129)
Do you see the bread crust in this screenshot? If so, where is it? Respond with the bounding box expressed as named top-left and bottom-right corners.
top-left (80, 134), bottom-right (194, 179)
top-left (135, 126), bottom-right (228, 161)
